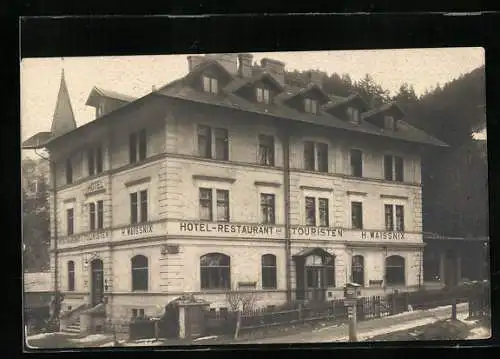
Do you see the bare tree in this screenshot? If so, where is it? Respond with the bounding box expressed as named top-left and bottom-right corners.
top-left (225, 285), bottom-right (260, 339)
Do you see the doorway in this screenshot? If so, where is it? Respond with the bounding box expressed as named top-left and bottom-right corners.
top-left (90, 259), bottom-right (104, 306)
top-left (294, 248), bottom-right (334, 303)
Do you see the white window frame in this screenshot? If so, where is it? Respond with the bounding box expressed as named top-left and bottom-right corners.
top-left (255, 184), bottom-right (280, 225)
top-left (346, 193), bottom-right (365, 230)
top-left (196, 180), bottom-right (233, 222)
top-left (382, 199), bottom-right (407, 232)
top-left (64, 201), bottom-right (76, 236)
top-left (127, 181), bottom-right (151, 225)
top-left (347, 107), bottom-right (360, 124)
top-left (301, 189), bottom-right (334, 227)
top-left (304, 98), bottom-right (318, 114)
top-left (256, 87), bottom-right (271, 104)
top-left (383, 153), bottom-right (405, 182)
top-left (203, 75), bottom-right (218, 94)
top-left (196, 123), bottom-right (230, 161)
top-left (85, 195), bottom-right (106, 231)
top-left (349, 147), bottom-right (364, 177)
top-left (304, 141), bottom-right (329, 172)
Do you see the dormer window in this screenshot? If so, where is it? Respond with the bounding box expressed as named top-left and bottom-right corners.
top-left (203, 76), bottom-right (218, 94)
top-left (96, 103), bottom-right (104, 118)
top-left (347, 107), bottom-right (360, 125)
top-left (304, 98), bottom-right (318, 114)
top-left (256, 87), bottom-right (271, 104)
top-left (384, 116), bottom-right (395, 130)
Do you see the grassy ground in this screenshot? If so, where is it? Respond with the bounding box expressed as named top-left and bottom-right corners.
top-left (368, 319), bottom-right (472, 341)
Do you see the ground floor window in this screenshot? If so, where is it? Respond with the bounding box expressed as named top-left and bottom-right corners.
top-left (131, 255), bottom-right (148, 291)
top-left (261, 254), bottom-right (277, 289)
top-left (423, 250), bottom-right (440, 282)
top-left (351, 255), bottom-right (364, 286)
top-left (200, 253), bottom-right (231, 290)
top-left (385, 255), bottom-right (405, 286)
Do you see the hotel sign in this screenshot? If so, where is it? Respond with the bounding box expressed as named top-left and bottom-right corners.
top-left (290, 226), bottom-right (343, 238)
top-left (121, 224), bottom-right (154, 237)
top-left (361, 231), bottom-right (405, 240)
top-left (85, 180), bottom-right (105, 195)
top-left (179, 222), bottom-right (282, 236)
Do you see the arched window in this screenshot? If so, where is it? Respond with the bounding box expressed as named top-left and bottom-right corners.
top-left (200, 253), bottom-right (230, 290)
top-left (386, 255), bottom-right (405, 286)
top-left (262, 254), bottom-right (277, 289)
top-left (131, 255), bottom-right (148, 291)
top-left (351, 255), bottom-right (365, 286)
top-left (68, 261), bottom-right (75, 291)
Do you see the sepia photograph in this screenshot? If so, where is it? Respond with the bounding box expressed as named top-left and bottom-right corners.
top-left (21, 48), bottom-right (490, 348)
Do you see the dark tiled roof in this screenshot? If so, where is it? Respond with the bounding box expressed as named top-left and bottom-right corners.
top-left (91, 86), bottom-right (137, 104)
top-left (323, 93), bottom-right (367, 111)
top-left (158, 70), bottom-right (448, 147)
top-left (22, 132), bottom-right (53, 149)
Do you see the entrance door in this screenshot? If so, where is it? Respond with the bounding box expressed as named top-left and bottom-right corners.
top-left (91, 259), bottom-right (104, 306)
top-left (306, 267), bottom-right (325, 302)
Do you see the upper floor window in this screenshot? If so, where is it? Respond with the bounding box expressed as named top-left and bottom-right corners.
top-left (347, 107), bottom-right (360, 125)
top-left (304, 98), bottom-right (318, 114)
top-left (351, 202), bottom-right (363, 229)
top-left (305, 197), bottom-right (330, 227)
top-left (66, 208), bottom-right (74, 235)
top-left (130, 190), bottom-right (148, 224)
top-left (304, 141), bottom-right (328, 172)
top-left (384, 155), bottom-right (404, 182)
top-left (199, 188), bottom-right (230, 222)
top-left (259, 135), bottom-right (275, 166)
top-left (197, 125), bottom-right (229, 161)
top-left (203, 76), bottom-right (218, 94)
top-left (384, 116), bottom-right (395, 131)
top-left (385, 204), bottom-right (405, 231)
top-left (350, 149), bottom-right (363, 177)
top-left (87, 146), bottom-right (103, 176)
top-left (260, 193), bottom-right (276, 224)
top-left (131, 255), bottom-right (149, 291)
top-left (65, 159), bottom-right (73, 184)
top-left (89, 200), bottom-right (104, 231)
top-left (256, 87), bottom-right (271, 104)
top-left (129, 129), bottom-right (147, 164)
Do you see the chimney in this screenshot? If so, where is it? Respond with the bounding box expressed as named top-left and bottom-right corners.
top-left (187, 55), bottom-right (205, 72)
top-left (206, 53), bottom-right (239, 75)
top-left (307, 70), bottom-right (326, 88)
top-left (261, 58), bottom-right (286, 86)
top-left (238, 53), bottom-right (254, 78)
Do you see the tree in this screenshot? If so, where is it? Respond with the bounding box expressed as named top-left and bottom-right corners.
top-left (225, 287), bottom-right (260, 339)
top-left (352, 74), bottom-right (391, 108)
top-left (22, 158), bottom-right (50, 272)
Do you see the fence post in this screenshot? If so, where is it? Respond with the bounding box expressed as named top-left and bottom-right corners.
top-left (391, 294), bottom-right (397, 315)
top-left (348, 303), bottom-right (358, 342)
top-left (451, 298), bottom-right (457, 321)
top-left (298, 304), bottom-right (303, 322)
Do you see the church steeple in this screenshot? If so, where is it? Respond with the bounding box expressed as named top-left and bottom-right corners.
top-left (50, 68), bottom-right (77, 137)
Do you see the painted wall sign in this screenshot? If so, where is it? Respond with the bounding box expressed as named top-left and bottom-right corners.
top-left (179, 222), bottom-right (281, 235)
top-left (290, 226), bottom-right (343, 237)
top-left (85, 180), bottom-right (105, 195)
top-left (361, 231), bottom-right (405, 240)
top-left (121, 224), bottom-right (154, 236)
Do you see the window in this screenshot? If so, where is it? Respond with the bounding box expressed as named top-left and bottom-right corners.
top-left (65, 159), bottom-right (73, 184)
top-left (130, 190), bottom-right (148, 224)
top-left (256, 87), bottom-right (271, 104)
top-left (386, 255), bottom-right (405, 286)
top-left (129, 129), bottom-right (147, 164)
top-left (261, 254), bottom-right (277, 289)
top-left (325, 256), bottom-right (336, 287)
top-left (66, 208), bottom-right (74, 235)
top-left (199, 188), bottom-right (213, 221)
top-left (385, 204), bottom-right (394, 231)
top-left (384, 155), bottom-right (393, 181)
top-left (317, 143), bottom-right (328, 173)
top-left (350, 149), bottom-right (363, 177)
top-left (384, 155), bottom-right (404, 182)
top-left (90, 201), bottom-right (104, 231)
top-left (423, 250), bottom-right (440, 282)
top-left (131, 255), bottom-right (148, 291)
top-left (347, 107), bottom-right (360, 125)
top-left (198, 125), bottom-right (212, 158)
top-left (197, 125), bottom-right (229, 160)
top-left (87, 146), bottom-right (103, 176)
top-left (304, 141), bottom-right (315, 171)
top-left (384, 116), bottom-right (395, 130)
top-left (216, 189), bottom-right (230, 222)
top-left (258, 135), bottom-right (274, 166)
top-left (68, 261), bottom-right (75, 291)
top-left (304, 98), bottom-right (318, 114)
top-left (305, 197), bottom-right (316, 226)
top-left (351, 202), bottom-right (363, 229)
top-left (260, 194), bottom-right (275, 224)
top-left (318, 198), bottom-right (329, 227)
top-left (395, 157), bottom-right (404, 182)
top-left (214, 128), bottom-right (229, 161)
top-left (131, 308), bottom-right (145, 319)
top-left (351, 255), bottom-right (364, 286)
top-left (203, 76), bottom-right (218, 94)
top-left (385, 204), bottom-right (405, 231)
top-left (304, 141), bottom-right (328, 172)
top-left (200, 253), bottom-right (230, 290)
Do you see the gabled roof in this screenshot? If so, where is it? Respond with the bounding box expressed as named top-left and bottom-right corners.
top-left (86, 86), bottom-right (136, 107)
top-left (362, 102), bottom-right (405, 120)
top-left (22, 132), bottom-right (53, 149)
top-left (223, 71), bottom-right (285, 94)
top-left (323, 93), bottom-right (368, 112)
top-left (279, 82), bottom-right (331, 103)
top-left (183, 58), bottom-right (234, 84)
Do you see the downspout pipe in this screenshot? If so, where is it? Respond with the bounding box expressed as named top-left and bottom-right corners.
top-left (282, 126), bottom-right (292, 303)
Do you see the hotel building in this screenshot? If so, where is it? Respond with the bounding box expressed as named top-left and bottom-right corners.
top-left (22, 53), bottom-right (447, 324)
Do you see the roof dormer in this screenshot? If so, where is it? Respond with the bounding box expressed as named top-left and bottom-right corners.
top-left (323, 93), bottom-right (368, 125)
top-left (185, 58), bottom-right (234, 96)
top-left (225, 72), bottom-right (284, 105)
top-left (361, 102), bottom-right (405, 131)
top-left (86, 87), bottom-right (136, 119)
top-left (282, 83), bottom-right (330, 115)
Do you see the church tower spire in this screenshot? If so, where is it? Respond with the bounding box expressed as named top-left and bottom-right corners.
top-left (50, 67), bottom-right (77, 137)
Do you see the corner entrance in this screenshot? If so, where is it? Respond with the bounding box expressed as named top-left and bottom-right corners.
top-left (294, 248), bottom-right (335, 302)
top-left (90, 259), bottom-right (104, 306)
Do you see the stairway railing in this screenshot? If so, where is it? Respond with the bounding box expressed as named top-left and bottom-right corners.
top-left (60, 303), bottom-right (88, 331)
